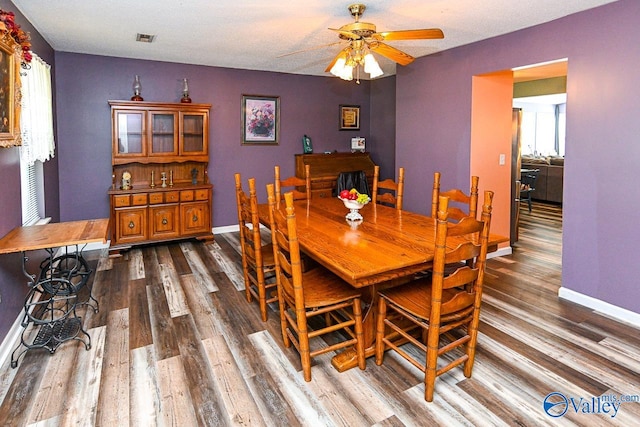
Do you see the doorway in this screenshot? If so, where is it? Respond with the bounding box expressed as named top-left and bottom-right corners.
top-left (511, 59), bottom-right (567, 245)
top-left (469, 59), bottom-right (567, 251)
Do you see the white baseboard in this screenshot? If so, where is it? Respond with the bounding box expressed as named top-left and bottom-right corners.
top-left (488, 246), bottom-right (512, 259)
top-left (213, 225), bottom-right (240, 234)
top-left (558, 287), bottom-right (640, 328)
top-left (0, 294), bottom-right (39, 369)
top-left (0, 313), bottom-right (24, 369)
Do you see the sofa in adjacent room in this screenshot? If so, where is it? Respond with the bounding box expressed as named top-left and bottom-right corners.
top-left (521, 156), bottom-right (564, 203)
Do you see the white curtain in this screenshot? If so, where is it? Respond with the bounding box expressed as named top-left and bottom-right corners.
top-left (20, 54), bottom-right (55, 165)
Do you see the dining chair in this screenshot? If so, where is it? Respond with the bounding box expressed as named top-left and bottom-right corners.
top-left (375, 190), bottom-right (493, 402)
top-left (335, 170), bottom-right (370, 196)
top-left (266, 184), bottom-right (366, 381)
top-left (519, 168), bottom-right (539, 212)
top-left (235, 173), bottom-right (277, 322)
top-left (431, 172), bottom-right (479, 221)
top-left (372, 165), bottom-right (404, 210)
top-left (274, 164), bottom-right (311, 207)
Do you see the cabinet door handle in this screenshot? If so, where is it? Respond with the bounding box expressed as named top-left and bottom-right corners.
top-left (192, 215), bottom-right (198, 222)
top-left (162, 218), bottom-right (168, 225)
top-left (128, 221), bottom-right (135, 229)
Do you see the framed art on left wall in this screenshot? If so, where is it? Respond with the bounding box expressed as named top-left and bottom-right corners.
top-left (242, 95), bottom-right (280, 145)
top-left (0, 33), bottom-right (21, 148)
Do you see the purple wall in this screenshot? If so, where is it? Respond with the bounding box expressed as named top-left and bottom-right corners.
top-left (53, 54), bottom-right (397, 227)
top-left (396, 0), bottom-right (640, 314)
top-left (0, 1), bottom-right (56, 341)
top-left (369, 76), bottom-right (396, 180)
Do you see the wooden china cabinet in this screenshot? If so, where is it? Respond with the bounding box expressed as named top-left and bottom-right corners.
top-left (107, 101), bottom-right (213, 254)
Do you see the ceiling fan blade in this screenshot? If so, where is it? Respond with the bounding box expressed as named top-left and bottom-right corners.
top-left (374, 28), bottom-right (444, 41)
top-left (370, 42), bottom-right (415, 66)
top-left (277, 41), bottom-right (346, 58)
top-left (328, 27), bottom-right (360, 40)
top-left (324, 50), bottom-right (348, 73)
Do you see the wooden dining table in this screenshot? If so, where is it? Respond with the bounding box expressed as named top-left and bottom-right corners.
top-left (257, 197), bottom-right (508, 371)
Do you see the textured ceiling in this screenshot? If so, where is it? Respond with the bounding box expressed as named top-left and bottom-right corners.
top-left (13, 0), bottom-right (617, 79)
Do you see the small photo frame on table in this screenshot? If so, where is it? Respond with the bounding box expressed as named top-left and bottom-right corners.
top-left (242, 95), bottom-right (279, 145)
top-left (351, 137), bottom-right (365, 152)
top-left (339, 104), bottom-right (360, 131)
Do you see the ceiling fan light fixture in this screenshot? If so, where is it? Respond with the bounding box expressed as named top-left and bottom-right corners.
top-left (330, 56), bottom-right (347, 77)
top-left (340, 63), bottom-right (354, 81)
top-left (364, 53), bottom-right (383, 78)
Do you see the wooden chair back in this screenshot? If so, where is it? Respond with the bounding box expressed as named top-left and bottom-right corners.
top-left (372, 165), bottom-right (405, 210)
top-left (275, 164), bottom-right (311, 207)
top-left (424, 191), bottom-right (493, 400)
top-left (375, 190), bottom-right (493, 402)
top-left (234, 173), bottom-right (275, 321)
top-left (266, 183), bottom-right (366, 381)
top-left (431, 172), bottom-right (479, 221)
top-left (267, 184), bottom-right (302, 309)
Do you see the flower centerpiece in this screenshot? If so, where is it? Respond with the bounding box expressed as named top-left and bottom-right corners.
top-left (0, 9), bottom-right (32, 66)
top-left (338, 188), bottom-right (371, 221)
top-left (247, 104), bottom-right (275, 137)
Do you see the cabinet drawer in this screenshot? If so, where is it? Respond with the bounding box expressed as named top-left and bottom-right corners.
top-left (180, 190), bottom-right (195, 201)
top-left (149, 192), bottom-right (164, 204)
top-left (132, 194), bottom-right (148, 205)
top-left (312, 189), bottom-right (333, 199)
top-left (180, 201), bottom-right (210, 235)
top-left (313, 180), bottom-right (335, 190)
top-left (195, 189), bottom-right (209, 201)
top-left (113, 195), bottom-right (130, 207)
top-left (115, 207), bottom-right (148, 243)
top-left (165, 191), bottom-right (180, 203)
top-left (149, 205), bottom-right (180, 239)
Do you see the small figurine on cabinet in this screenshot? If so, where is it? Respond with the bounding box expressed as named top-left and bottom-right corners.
top-left (302, 134), bottom-right (313, 154)
top-left (161, 172), bottom-right (167, 188)
top-left (191, 168), bottom-right (198, 184)
top-left (121, 171), bottom-right (132, 190)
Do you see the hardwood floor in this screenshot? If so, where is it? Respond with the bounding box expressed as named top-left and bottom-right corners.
top-left (1, 202), bottom-right (639, 426)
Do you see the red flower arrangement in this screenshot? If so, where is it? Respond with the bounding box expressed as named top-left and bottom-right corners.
top-left (0, 9), bottom-right (32, 64)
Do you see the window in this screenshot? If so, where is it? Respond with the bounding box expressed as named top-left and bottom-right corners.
top-left (19, 54), bottom-right (55, 225)
top-left (514, 97), bottom-right (566, 156)
top-left (20, 159), bottom-right (45, 226)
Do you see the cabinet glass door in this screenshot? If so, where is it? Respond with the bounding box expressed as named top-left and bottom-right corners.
top-left (115, 111), bottom-right (145, 156)
top-left (150, 112), bottom-right (178, 155)
top-left (181, 112), bottom-right (207, 155)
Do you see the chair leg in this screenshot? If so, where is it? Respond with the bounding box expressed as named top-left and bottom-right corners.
top-left (374, 297), bottom-right (387, 366)
top-left (257, 275), bottom-right (268, 322)
top-left (277, 289), bottom-right (291, 349)
top-left (527, 195), bottom-right (532, 212)
top-left (297, 315), bottom-right (312, 382)
top-left (424, 321), bottom-right (441, 402)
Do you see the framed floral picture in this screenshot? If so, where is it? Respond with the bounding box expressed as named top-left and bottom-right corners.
top-left (339, 105), bottom-right (360, 131)
top-left (242, 95), bottom-right (279, 145)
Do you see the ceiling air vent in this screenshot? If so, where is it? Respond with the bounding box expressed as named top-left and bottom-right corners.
top-left (136, 33), bottom-right (155, 43)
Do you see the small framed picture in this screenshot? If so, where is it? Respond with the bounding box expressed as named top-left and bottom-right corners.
top-left (242, 95), bottom-right (279, 145)
top-left (339, 104), bottom-right (360, 131)
top-left (351, 137), bottom-right (365, 152)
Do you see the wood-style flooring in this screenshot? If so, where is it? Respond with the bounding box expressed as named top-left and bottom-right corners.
top-left (1, 201), bottom-right (639, 426)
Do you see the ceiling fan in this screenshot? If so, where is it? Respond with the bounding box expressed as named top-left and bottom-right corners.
top-left (325, 3), bottom-right (444, 83)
